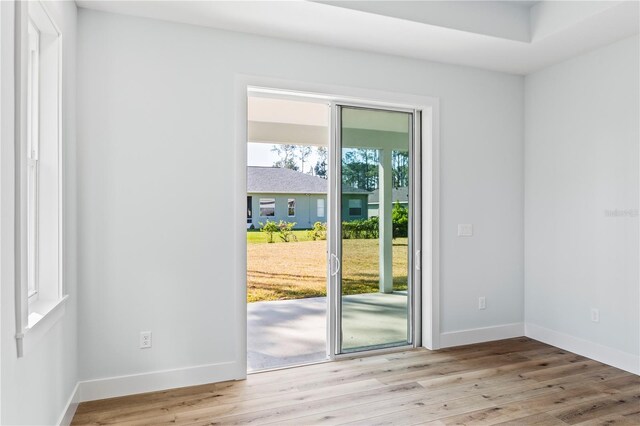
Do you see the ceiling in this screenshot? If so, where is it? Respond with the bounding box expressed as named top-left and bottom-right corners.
top-left (76, 0), bottom-right (639, 75)
top-left (248, 96), bottom-right (329, 147)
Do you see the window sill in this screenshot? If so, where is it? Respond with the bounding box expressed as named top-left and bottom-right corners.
top-left (18, 295), bottom-right (68, 357)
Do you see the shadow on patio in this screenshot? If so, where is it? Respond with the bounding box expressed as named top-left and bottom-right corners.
top-left (248, 292), bottom-right (408, 371)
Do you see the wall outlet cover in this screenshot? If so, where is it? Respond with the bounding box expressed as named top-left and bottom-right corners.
top-left (458, 224), bottom-right (473, 237)
top-left (140, 331), bottom-right (152, 349)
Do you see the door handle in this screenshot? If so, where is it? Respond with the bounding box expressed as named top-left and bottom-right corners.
top-left (415, 250), bottom-right (421, 271)
top-left (330, 253), bottom-right (341, 276)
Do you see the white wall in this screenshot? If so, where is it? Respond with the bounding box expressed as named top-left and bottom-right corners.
top-left (0, 1), bottom-right (78, 425)
top-left (524, 35), bottom-right (640, 373)
top-left (76, 9), bottom-right (524, 396)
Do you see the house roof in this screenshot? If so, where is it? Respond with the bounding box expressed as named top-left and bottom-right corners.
top-left (368, 187), bottom-right (409, 204)
top-left (247, 167), bottom-right (368, 195)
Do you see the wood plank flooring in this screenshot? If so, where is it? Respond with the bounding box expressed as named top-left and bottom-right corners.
top-left (71, 338), bottom-right (640, 425)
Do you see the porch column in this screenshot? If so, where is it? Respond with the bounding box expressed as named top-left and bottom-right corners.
top-left (378, 149), bottom-right (393, 293)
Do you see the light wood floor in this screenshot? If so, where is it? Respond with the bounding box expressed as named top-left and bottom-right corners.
top-left (72, 338), bottom-right (640, 425)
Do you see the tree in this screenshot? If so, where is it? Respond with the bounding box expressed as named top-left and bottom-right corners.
top-left (298, 146), bottom-right (312, 174)
top-left (392, 150), bottom-right (409, 188)
top-left (342, 148), bottom-right (379, 191)
top-left (271, 144), bottom-right (298, 170)
top-left (314, 146), bottom-right (328, 179)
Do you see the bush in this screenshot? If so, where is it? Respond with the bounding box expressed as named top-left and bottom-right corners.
top-left (259, 220), bottom-right (298, 243)
top-left (341, 203), bottom-right (408, 240)
top-left (342, 217), bottom-right (379, 239)
top-left (259, 220), bottom-right (280, 243)
top-left (307, 221), bottom-right (327, 241)
top-left (278, 220), bottom-right (297, 242)
top-left (392, 202), bottom-right (408, 238)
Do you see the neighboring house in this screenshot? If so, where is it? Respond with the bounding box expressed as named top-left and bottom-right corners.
top-left (247, 167), bottom-right (369, 229)
top-left (368, 187), bottom-right (409, 217)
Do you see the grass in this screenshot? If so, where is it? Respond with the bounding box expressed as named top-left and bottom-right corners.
top-left (247, 234), bottom-right (408, 303)
top-left (247, 229), bottom-right (314, 244)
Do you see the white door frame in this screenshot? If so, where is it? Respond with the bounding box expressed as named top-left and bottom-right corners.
top-left (235, 75), bottom-right (440, 376)
top-left (331, 102), bottom-right (419, 358)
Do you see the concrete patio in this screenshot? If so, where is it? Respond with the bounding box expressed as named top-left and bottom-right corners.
top-left (247, 292), bottom-right (408, 371)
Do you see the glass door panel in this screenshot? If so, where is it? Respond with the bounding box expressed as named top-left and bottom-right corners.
top-left (338, 106), bottom-right (412, 353)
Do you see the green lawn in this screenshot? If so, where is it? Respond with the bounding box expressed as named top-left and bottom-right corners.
top-left (246, 229), bottom-right (314, 244)
top-left (247, 232), bottom-right (408, 302)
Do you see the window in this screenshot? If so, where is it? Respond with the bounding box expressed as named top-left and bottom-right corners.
top-left (288, 198), bottom-right (295, 217)
top-left (348, 199), bottom-right (362, 216)
top-left (27, 20), bottom-right (40, 300)
top-left (17, 1), bottom-right (64, 346)
top-left (317, 198), bottom-right (325, 218)
top-left (247, 196), bottom-right (252, 223)
top-left (260, 198), bottom-right (275, 217)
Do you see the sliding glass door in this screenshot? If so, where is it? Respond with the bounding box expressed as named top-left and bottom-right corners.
top-left (246, 88), bottom-right (420, 371)
top-left (332, 105), bottom-right (416, 354)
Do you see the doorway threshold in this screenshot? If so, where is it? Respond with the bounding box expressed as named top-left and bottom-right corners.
top-left (248, 357), bottom-right (332, 375)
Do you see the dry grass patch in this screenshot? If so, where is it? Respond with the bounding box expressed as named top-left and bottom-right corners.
top-left (247, 237), bottom-right (408, 302)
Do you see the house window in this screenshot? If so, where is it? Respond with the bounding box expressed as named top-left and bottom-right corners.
top-left (247, 196), bottom-right (252, 224)
top-left (260, 198), bottom-right (275, 217)
top-left (18, 1), bottom-right (64, 334)
top-left (288, 199), bottom-right (296, 216)
top-left (317, 198), bottom-right (325, 218)
top-left (27, 19), bottom-right (40, 300)
top-left (348, 199), bottom-right (362, 216)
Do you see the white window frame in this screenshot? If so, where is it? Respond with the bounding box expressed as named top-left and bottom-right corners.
top-left (259, 198), bottom-right (275, 217)
top-left (317, 198), bottom-right (325, 218)
top-left (15, 1), bottom-right (67, 357)
top-left (287, 198), bottom-right (296, 217)
top-left (26, 18), bottom-right (40, 302)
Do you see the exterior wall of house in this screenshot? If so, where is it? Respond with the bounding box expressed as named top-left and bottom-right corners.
top-left (248, 193), bottom-right (369, 229)
top-left (341, 194), bottom-right (370, 223)
top-left (368, 200), bottom-right (408, 218)
top-left (249, 193), bottom-right (327, 229)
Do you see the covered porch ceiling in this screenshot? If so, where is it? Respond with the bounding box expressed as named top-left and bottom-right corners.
top-left (248, 96), bottom-right (410, 149)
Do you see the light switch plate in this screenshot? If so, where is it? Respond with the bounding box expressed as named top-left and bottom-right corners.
top-left (458, 224), bottom-right (473, 237)
top-left (478, 296), bottom-right (486, 310)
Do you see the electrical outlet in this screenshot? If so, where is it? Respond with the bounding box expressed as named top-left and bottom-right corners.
top-left (140, 331), bottom-right (152, 349)
top-left (478, 297), bottom-right (486, 310)
top-left (591, 308), bottom-right (599, 323)
top-left (458, 224), bottom-right (473, 237)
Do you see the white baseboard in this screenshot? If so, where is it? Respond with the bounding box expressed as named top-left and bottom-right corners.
top-left (525, 323), bottom-right (640, 375)
top-left (57, 382), bottom-right (79, 426)
top-left (69, 324), bottom-right (638, 407)
top-left (439, 322), bottom-right (524, 348)
top-left (77, 361), bottom-right (243, 402)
